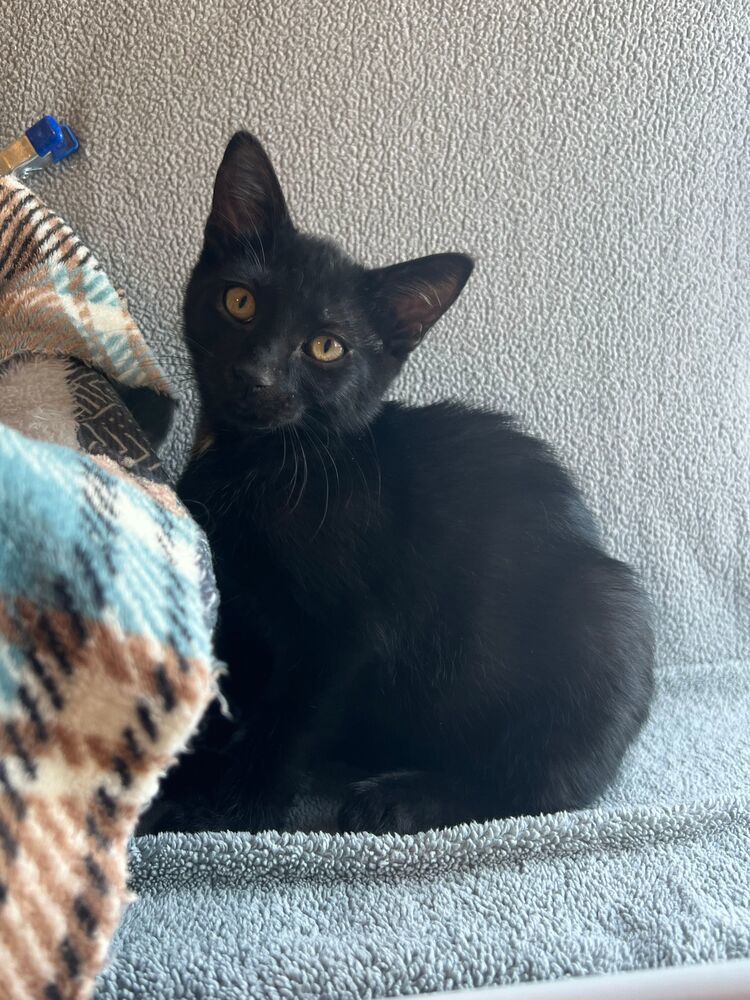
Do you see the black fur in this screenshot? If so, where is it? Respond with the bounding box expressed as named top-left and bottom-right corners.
top-left (141, 133), bottom-right (654, 835)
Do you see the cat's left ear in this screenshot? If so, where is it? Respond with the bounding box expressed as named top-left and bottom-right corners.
top-left (366, 253), bottom-right (474, 358)
top-left (205, 131), bottom-right (289, 252)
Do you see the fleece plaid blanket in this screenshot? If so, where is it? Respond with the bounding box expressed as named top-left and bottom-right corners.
top-left (0, 176), bottom-right (217, 1000)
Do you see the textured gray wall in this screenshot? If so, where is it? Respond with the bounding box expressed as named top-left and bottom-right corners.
top-left (1, 2), bottom-right (748, 667)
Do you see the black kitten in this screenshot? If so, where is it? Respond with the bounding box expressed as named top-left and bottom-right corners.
top-left (142, 133), bottom-right (654, 836)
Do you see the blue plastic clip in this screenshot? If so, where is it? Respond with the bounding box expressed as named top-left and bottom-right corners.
top-left (25, 115), bottom-right (79, 164)
top-left (0, 115), bottom-right (80, 176)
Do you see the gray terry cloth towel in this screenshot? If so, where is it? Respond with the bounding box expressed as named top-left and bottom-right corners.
top-left (95, 659), bottom-right (750, 997)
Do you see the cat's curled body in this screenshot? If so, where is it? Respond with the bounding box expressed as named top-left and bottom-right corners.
top-left (142, 133), bottom-right (654, 835)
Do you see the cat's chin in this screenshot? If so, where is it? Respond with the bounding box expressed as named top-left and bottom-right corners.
top-left (220, 410), bottom-right (302, 436)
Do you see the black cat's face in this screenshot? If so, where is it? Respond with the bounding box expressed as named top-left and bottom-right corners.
top-left (185, 133), bottom-right (473, 436)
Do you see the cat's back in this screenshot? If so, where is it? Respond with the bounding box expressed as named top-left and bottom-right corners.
top-left (374, 400), bottom-right (583, 507)
top-left (369, 400), bottom-right (602, 569)
top-left (376, 400), bottom-right (513, 451)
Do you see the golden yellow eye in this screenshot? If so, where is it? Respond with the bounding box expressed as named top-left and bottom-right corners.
top-left (224, 286), bottom-right (256, 322)
top-left (307, 335), bottom-right (346, 363)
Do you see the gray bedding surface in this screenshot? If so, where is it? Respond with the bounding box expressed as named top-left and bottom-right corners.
top-left (95, 658), bottom-right (750, 997)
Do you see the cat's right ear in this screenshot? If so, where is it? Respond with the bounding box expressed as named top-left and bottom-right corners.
top-left (366, 253), bottom-right (474, 359)
top-left (204, 132), bottom-right (289, 253)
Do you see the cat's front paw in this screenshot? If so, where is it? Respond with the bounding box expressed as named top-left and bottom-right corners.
top-left (338, 771), bottom-right (432, 835)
